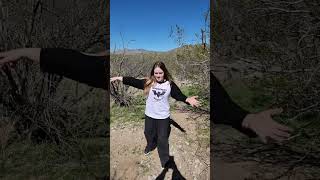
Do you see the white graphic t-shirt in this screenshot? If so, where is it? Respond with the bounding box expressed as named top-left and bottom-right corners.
top-left (145, 81), bottom-right (171, 119)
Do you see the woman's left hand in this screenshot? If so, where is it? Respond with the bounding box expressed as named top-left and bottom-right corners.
top-left (186, 96), bottom-right (200, 107)
top-left (242, 108), bottom-right (293, 144)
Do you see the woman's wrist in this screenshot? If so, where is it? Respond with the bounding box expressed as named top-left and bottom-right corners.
top-left (110, 76), bottom-right (123, 82)
top-left (25, 48), bottom-right (41, 62)
top-left (242, 114), bottom-right (253, 129)
top-left (14, 48), bottom-right (41, 62)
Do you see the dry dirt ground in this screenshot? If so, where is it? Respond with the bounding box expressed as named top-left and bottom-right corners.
top-left (110, 112), bottom-right (210, 180)
top-left (110, 112), bottom-right (310, 180)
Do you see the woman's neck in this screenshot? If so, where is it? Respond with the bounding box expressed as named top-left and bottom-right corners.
top-left (156, 79), bottom-right (166, 84)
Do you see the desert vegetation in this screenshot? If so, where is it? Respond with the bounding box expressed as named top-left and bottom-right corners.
top-left (212, 0), bottom-right (320, 179)
top-left (0, 1), bottom-right (108, 179)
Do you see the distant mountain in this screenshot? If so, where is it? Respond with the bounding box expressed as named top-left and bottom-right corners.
top-left (111, 44), bottom-right (206, 55)
top-left (112, 48), bottom-right (158, 54)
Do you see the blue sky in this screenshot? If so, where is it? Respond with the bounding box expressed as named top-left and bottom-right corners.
top-left (111, 0), bottom-right (209, 52)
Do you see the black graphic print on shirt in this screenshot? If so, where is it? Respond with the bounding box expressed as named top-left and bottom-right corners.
top-left (152, 87), bottom-right (167, 101)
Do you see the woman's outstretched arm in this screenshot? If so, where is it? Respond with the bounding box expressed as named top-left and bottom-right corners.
top-left (211, 72), bottom-right (292, 143)
top-left (111, 76), bottom-right (145, 90)
top-left (0, 48), bottom-right (41, 64)
top-left (0, 48), bottom-right (107, 89)
top-left (170, 81), bottom-right (200, 107)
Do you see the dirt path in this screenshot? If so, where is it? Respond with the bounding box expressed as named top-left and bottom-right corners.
top-left (110, 111), bottom-right (210, 180)
top-left (110, 111), bottom-right (310, 180)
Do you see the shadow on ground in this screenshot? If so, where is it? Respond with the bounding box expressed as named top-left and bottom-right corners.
top-left (156, 156), bottom-right (186, 180)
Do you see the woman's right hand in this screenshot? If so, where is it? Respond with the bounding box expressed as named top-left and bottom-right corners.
top-left (110, 76), bottom-right (123, 82)
top-left (0, 49), bottom-right (24, 66)
top-left (0, 48), bottom-right (40, 67)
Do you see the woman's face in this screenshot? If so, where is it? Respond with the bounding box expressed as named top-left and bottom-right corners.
top-left (154, 67), bottom-right (164, 82)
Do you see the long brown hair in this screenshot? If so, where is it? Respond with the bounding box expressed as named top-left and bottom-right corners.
top-left (144, 61), bottom-right (173, 95)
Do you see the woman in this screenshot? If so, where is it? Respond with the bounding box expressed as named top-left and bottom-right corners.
top-left (0, 48), bottom-right (291, 143)
top-left (110, 61), bottom-right (200, 168)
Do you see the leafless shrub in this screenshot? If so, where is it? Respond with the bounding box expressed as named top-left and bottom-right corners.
top-left (212, 0), bottom-right (320, 117)
top-left (0, 0), bottom-right (107, 143)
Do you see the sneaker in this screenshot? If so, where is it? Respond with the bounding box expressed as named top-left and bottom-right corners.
top-left (144, 144), bottom-right (157, 156)
top-left (144, 147), bottom-right (151, 156)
